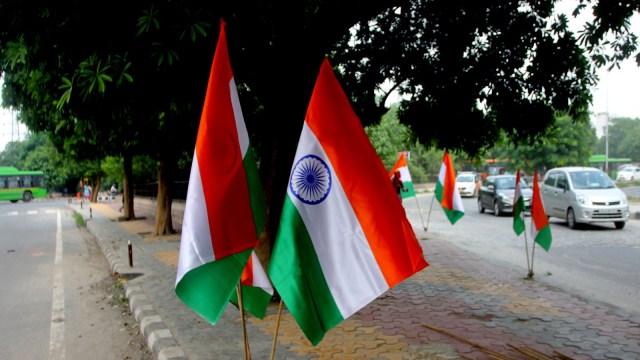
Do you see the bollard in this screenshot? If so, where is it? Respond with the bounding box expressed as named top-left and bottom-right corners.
top-left (80, 200), bottom-right (83, 209)
top-left (90, 207), bottom-right (92, 219)
top-left (128, 240), bottom-right (133, 267)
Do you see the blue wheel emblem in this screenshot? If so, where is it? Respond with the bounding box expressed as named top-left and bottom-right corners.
top-left (290, 154), bottom-right (332, 205)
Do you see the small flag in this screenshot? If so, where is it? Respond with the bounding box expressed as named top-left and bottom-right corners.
top-left (268, 58), bottom-right (428, 346)
top-left (435, 151), bottom-right (465, 224)
top-left (513, 169), bottom-right (526, 235)
top-left (530, 171), bottom-right (552, 251)
top-left (389, 152), bottom-right (416, 199)
top-left (230, 250), bottom-right (274, 319)
top-left (175, 19), bottom-right (266, 324)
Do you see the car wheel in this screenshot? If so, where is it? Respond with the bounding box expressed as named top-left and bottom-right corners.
top-left (23, 191), bottom-right (33, 202)
top-left (614, 221), bottom-right (626, 230)
top-left (567, 208), bottom-right (577, 229)
top-left (477, 198), bottom-right (485, 213)
top-left (493, 201), bottom-right (501, 216)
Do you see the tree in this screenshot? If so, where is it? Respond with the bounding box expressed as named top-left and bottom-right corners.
top-left (2, 1), bottom-right (639, 246)
top-left (608, 117), bottom-right (640, 162)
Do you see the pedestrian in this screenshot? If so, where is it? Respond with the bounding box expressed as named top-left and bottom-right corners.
top-left (110, 184), bottom-right (117, 201)
top-left (84, 184), bottom-right (91, 201)
top-left (392, 170), bottom-right (406, 201)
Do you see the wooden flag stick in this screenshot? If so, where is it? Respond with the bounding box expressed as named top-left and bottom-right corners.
top-left (270, 299), bottom-right (284, 360)
top-left (236, 284), bottom-right (251, 360)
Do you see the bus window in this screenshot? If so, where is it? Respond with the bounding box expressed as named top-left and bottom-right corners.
top-left (8, 177), bottom-right (19, 189)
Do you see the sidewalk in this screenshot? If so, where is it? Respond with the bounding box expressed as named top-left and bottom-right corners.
top-left (68, 199), bottom-right (640, 360)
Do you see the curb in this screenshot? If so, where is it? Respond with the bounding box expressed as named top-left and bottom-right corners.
top-left (83, 214), bottom-right (187, 360)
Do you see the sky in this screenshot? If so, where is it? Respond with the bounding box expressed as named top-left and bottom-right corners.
top-left (1, 2), bottom-right (639, 151)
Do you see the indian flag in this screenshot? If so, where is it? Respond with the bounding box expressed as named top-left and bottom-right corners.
top-left (268, 58), bottom-right (428, 346)
top-left (435, 151), bottom-right (464, 225)
top-left (513, 169), bottom-right (526, 235)
top-left (230, 250), bottom-right (273, 319)
top-left (530, 171), bottom-right (552, 251)
top-left (389, 151), bottom-right (416, 199)
top-left (175, 19), bottom-right (266, 325)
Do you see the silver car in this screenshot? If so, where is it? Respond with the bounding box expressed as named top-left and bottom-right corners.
top-left (541, 167), bottom-right (629, 229)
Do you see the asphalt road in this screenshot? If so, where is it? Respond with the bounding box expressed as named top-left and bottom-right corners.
top-left (403, 192), bottom-right (640, 315)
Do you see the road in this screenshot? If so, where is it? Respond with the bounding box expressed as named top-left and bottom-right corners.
top-left (403, 193), bottom-right (640, 315)
top-left (0, 201), bottom-right (151, 360)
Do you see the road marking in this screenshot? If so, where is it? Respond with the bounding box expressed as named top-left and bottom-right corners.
top-left (27, 210), bottom-right (38, 215)
top-left (49, 209), bottom-right (65, 360)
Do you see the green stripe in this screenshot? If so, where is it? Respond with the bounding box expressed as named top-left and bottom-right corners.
top-left (230, 285), bottom-right (272, 319)
top-left (400, 181), bottom-right (416, 199)
top-left (434, 181), bottom-right (464, 225)
top-left (175, 249), bottom-right (252, 324)
top-left (268, 195), bottom-right (343, 345)
top-left (513, 197), bottom-right (525, 235)
top-left (535, 225), bottom-right (552, 252)
top-left (243, 146), bottom-right (266, 237)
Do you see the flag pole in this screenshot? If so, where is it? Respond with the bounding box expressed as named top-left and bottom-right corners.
top-left (270, 299), bottom-right (284, 360)
top-left (529, 237), bottom-right (537, 279)
top-left (522, 220), bottom-right (532, 278)
top-left (425, 191), bottom-right (436, 232)
top-left (236, 284), bottom-right (251, 360)
top-left (413, 195), bottom-right (427, 231)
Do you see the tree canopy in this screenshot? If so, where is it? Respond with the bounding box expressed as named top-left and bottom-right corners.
top-left (1, 0), bottom-right (639, 239)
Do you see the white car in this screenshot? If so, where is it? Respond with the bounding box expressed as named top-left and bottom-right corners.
top-left (541, 167), bottom-right (629, 229)
top-left (616, 166), bottom-right (640, 182)
top-left (456, 172), bottom-right (480, 197)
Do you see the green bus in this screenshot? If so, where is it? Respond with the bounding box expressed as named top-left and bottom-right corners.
top-left (0, 166), bottom-right (47, 203)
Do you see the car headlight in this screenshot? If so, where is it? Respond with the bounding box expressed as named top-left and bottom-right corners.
top-left (621, 194), bottom-right (628, 205)
top-left (576, 193), bottom-right (588, 205)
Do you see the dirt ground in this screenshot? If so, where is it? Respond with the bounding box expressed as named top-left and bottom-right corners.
top-left (89, 265), bottom-right (154, 360)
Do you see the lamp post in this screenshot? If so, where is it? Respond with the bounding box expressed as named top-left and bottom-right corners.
top-left (605, 112), bottom-right (609, 175)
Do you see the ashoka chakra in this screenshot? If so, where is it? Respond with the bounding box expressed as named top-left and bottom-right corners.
top-left (290, 154), bottom-right (332, 205)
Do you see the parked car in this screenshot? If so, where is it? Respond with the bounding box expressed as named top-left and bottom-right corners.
top-left (456, 172), bottom-right (481, 197)
top-left (541, 167), bottom-right (629, 229)
top-left (616, 166), bottom-right (640, 182)
top-left (477, 174), bottom-right (532, 216)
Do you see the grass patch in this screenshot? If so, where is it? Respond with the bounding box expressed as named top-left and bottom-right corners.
top-left (73, 212), bottom-right (86, 227)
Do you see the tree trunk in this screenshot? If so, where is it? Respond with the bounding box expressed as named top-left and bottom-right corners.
top-left (122, 153), bottom-right (136, 220)
top-left (154, 160), bottom-right (175, 235)
top-left (91, 175), bottom-right (102, 203)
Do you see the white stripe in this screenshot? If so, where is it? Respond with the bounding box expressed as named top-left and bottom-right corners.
top-left (49, 210), bottom-right (65, 360)
top-left (398, 166), bottom-right (412, 182)
top-left (249, 251), bottom-right (273, 295)
top-left (176, 154), bottom-right (214, 285)
top-left (438, 161), bottom-right (465, 212)
top-left (229, 77), bottom-right (249, 157)
top-left (288, 123), bottom-right (388, 318)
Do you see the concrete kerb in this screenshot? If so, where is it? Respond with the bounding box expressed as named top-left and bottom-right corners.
top-left (68, 203), bottom-right (187, 360)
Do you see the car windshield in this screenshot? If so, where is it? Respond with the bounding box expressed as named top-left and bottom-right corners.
top-left (570, 171), bottom-right (615, 189)
top-left (457, 175), bottom-right (475, 182)
top-left (495, 177), bottom-right (528, 189)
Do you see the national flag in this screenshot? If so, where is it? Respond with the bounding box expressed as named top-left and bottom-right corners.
top-left (230, 250), bottom-right (274, 319)
top-left (435, 151), bottom-right (465, 224)
top-left (268, 58), bottom-right (428, 346)
top-left (513, 169), bottom-right (526, 235)
top-left (389, 151), bottom-right (416, 199)
top-left (175, 19), bottom-right (266, 325)
top-left (530, 171), bottom-right (552, 251)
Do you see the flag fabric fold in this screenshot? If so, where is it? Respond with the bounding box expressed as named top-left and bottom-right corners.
top-left (175, 19), bottom-right (266, 325)
top-left (230, 250), bottom-right (274, 319)
top-left (513, 169), bottom-right (526, 235)
top-left (268, 58), bottom-right (428, 346)
top-left (389, 151), bottom-right (416, 199)
top-left (530, 171), bottom-right (552, 251)
top-left (435, 151), bottom-right (465, 225)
